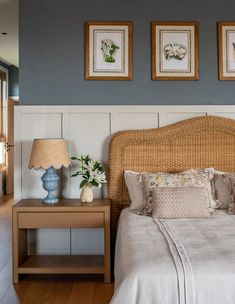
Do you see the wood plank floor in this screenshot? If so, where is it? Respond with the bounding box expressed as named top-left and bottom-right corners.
top-left (0, 195), bottom-right (114, 304)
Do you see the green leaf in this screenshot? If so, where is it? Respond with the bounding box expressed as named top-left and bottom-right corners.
top-left (84, 155), bottom-right (91, 165)
top-left (93, 161), bottom-right (105, 172)
top-left (71, 156), bottom-right (79, 161)
top-left (80, 180), bottom-right (87, 189)
top-left (71, 171), bottom-right (83, 177)
top-left (91, 180), bottom-right (99, 187)
top-left (93, 161), bottom-right (99, 171)
top-left (71, 172), bottom-right (79, 177)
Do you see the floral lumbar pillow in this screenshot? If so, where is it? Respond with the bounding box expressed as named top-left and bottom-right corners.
top-left (183, 168), bottom-right (219, 210)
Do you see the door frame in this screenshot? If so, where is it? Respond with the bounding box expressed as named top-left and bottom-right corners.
top-left (6, 98), bottom-right (19, 194)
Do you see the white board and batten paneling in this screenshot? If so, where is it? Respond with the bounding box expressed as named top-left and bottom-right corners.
top-left (14, 105), bottom-right (235, 254)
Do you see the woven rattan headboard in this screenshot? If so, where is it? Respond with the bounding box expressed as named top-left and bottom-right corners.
top-left (108, 115), bottom-right (235, 237)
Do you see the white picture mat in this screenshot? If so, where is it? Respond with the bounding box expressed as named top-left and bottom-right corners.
top-left (89, 25), bottom-right (129, 77)
top-left (222, 26), bottom-right (235, 75)
top-left (161, 32), bottom-right (190, 71)
top-left (155, 25), bottom-right (195, 77)
top-left (227, 32), bottom-right (235, 71)
top-left (94, 31), bottom-right (124, 72)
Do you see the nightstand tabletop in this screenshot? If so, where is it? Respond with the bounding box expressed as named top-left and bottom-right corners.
top-left (13, 198), bottom-right (110, 211)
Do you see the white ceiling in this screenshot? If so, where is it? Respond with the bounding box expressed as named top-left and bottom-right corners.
top-left (0, 0), bottom-right (18, 67)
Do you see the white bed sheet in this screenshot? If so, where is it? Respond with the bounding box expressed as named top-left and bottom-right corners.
top-left (110, 208), bottom-right (235, 304)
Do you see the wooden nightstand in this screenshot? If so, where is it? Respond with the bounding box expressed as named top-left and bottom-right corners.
top-left (12, 199), bottom-right (111, 283)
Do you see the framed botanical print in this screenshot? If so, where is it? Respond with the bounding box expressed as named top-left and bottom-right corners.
top-left (85, 21), bottom-right (132, 80)
top-left (152, 22), bottom-right (199, 80)
top-left (218, 22), bottom-right (235, 80)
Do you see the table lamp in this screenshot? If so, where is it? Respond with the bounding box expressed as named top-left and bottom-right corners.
top-left (28, 138), bottom-right (71, 204)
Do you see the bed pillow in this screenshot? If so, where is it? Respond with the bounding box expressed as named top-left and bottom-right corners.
top-left (225, 175), bottom-right (235, 214)
top-left (151, 168), bottom-right (235, 210)
top-left (182, 169), bottom-right (235, 210)
top-left (213, 171), bottom-right (234, 209)
top-left (152, 186), bottom-right (211, 218)
top-left (124, 170), bottom-right (144, 210)
top-left (139, 172), bottom-right (212, 216)
top-left (124, 169), bottom-right (167, 210)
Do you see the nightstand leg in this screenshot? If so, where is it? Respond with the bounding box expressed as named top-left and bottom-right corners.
top-left (13, 207), bottom-right (27, 284)
top-left (12, 209), bottom-right (19, 283)
top-left (104, 272), bottom-right (111, 284)
top-left (104, 211), bottom-right (111, 283)
top-left (13, 273), bottom-right (19, 284)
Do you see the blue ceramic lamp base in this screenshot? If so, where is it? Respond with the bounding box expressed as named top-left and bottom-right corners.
top-left (41, 167), bottom-right (59, 204)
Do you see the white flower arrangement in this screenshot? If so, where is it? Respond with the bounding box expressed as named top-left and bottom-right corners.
top-left (164, 43), bottom-right (187, 61)
top-left (71, 155), bottom-right (107, 188)
top-left (101, 39), bottom-right (119, 63)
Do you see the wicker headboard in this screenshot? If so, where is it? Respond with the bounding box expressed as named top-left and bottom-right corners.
top-left (108, 115), bottom-right (235, 237)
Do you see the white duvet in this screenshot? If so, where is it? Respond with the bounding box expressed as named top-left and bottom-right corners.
top-left (110, 209), bottom-right (235, 304)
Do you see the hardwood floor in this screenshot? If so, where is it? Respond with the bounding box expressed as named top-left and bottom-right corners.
top-left (0, 195), bottom-right (114, 304)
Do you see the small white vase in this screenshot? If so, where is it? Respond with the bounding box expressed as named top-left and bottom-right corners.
top-left (80, 183), bottom-right (93, 203)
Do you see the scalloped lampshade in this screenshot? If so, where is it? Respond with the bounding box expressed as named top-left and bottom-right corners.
top-left (28, 138), bottom-right (71, 170)
top-left (28, 138), bottom-right (71, 204)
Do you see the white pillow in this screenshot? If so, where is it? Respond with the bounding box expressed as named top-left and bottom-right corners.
top-left (124, 170), bottom-right (144, 210)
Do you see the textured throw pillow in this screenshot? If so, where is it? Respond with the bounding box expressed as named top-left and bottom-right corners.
top-left (139, 172), bottom-right (212, 216)
top-left (152, 186), bottom-right (211, 219)
top-left (124, 170), bottom-right (144, 210)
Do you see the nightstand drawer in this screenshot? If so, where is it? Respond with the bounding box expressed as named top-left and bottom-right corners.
top-left (18, 212), bottom-right (104, 228)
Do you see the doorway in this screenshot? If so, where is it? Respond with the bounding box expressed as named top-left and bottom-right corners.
top-left (6, 98), bottom-right (18, 194)
top-left (0, 68), bottom-right (19, 195)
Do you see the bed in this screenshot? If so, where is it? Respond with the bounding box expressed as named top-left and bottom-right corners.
top-left (108, 116), bottom-right (235, 304)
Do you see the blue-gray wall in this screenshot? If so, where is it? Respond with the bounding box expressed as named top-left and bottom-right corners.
top-left (20, 0), bottom-right (235, 105)
top-left (9, 65), bottom-right (19, 97)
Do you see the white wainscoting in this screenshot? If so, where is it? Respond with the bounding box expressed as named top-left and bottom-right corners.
top-left (14, 105), bottom-right (235, 254)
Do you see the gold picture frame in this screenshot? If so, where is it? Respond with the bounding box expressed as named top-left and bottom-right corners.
top-left (152, 21), bottom-right (199, 80)
top-left (218, 21), bottom-right (235, 80)
top-left (85, 21), bottom-right (132, 80)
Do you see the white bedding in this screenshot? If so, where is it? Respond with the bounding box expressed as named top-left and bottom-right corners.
top-left (110, 209), bottom-right (235, 304)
